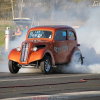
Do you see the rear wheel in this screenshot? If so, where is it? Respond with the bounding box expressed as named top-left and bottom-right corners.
top-left (8, 60), bottom-right (19, 74)
top-left (40, 56), bottom-right (52, 74)
top-left (71, 50), bottom-right (83, 64)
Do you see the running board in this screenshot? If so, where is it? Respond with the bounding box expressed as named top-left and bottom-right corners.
top-left (52, 65), bottom-right (57, 68)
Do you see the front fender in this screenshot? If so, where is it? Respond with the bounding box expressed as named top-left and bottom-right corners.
top-left (29, 49), bottom-right (55, 65)
top-left (8, 49), bottom-right (21, 62)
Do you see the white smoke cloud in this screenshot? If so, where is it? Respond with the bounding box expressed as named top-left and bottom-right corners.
top-left (76, 7), bottom-right (100, 54)
top-left (66, 63), bottom-right (100, 74)
top-left (62, 6), bottom-right (100, 74)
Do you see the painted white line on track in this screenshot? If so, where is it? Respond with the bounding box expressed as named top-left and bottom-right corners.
top-left (0, 74), bottom-right (94, 82)
top-left (1, 91), bottom-right (100, 100)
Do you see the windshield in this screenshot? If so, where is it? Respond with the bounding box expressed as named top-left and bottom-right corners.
top-left (28, 31), bottom-right (52, 39)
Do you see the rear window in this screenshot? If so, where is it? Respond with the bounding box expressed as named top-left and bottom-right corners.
top-left (28, 31), bottom-right (52, 39)
top-left (68, 31), bottom-right (76, 40)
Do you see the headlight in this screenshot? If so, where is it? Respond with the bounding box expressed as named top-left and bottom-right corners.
top-left (33, 47), bottom-right (38, 52)
top-left (16, 47), bottom-right (21, 52)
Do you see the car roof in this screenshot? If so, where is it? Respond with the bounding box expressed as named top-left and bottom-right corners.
top-left (34, 25), bottom-right (74, 30)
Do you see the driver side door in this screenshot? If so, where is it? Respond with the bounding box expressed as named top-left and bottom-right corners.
top-left (53, 30), bottom-right (69, 64)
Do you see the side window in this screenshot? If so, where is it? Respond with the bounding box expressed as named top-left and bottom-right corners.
top-left (68, 31), bottom-right (76, 40)
top-left (54, 31), bottom-right (67, 41)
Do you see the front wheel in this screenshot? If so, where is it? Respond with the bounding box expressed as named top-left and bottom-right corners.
top-left (40, 56), bottom-right (52, 74)
top-left (8, 60), bottom-right (19, 74)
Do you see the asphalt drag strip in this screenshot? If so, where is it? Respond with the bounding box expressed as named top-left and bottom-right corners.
top-left (0, 73), bottom-right (100, 100)
top-left (0, 78), bottom-right (100, 89)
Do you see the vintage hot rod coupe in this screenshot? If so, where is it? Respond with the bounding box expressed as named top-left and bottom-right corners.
top-left (8, 25), bottom-right (83, 74)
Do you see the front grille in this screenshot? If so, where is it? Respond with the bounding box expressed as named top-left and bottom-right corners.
top-left (20, 43), bottom-right (29, 62)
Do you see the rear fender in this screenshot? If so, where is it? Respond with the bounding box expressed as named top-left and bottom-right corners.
top-left (29, 49), bottom-right (55, 65)
top-left (8, 49), bottom-right (21, 62)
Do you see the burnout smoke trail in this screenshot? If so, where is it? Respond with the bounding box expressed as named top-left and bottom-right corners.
top-left (61, 7), bottom-right (100, 74)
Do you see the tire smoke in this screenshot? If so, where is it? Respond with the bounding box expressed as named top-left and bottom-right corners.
top-left (61, 7), bottom-right (100, 74)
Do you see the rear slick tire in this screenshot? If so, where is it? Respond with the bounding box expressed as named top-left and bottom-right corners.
top-left (71, 50), bottom-right (83, 65)
top-left (40, 56), bottom-right (52, 74)
top-left (8, 60), bottom-right (19, 74)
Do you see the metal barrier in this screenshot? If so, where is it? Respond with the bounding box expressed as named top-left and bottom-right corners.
top-left (5, 27), bottom-right (12, 52)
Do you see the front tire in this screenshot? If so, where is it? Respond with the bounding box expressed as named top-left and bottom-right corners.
top-left (40, 56), bottom-right (52, 74)
top-left (8, 60), bottom-right (19, 74)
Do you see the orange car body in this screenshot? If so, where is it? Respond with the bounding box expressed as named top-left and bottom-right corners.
top-left (8, 25), bottom-right (80, 66)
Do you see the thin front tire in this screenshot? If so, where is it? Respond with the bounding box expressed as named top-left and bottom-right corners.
top-left (8, 60), bottom-right (19, 74)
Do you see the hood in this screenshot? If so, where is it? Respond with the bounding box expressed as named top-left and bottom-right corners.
top-left (21, 39), bottom-right (51, 49)
top-left (23, 39), bottom-right (50, 45)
